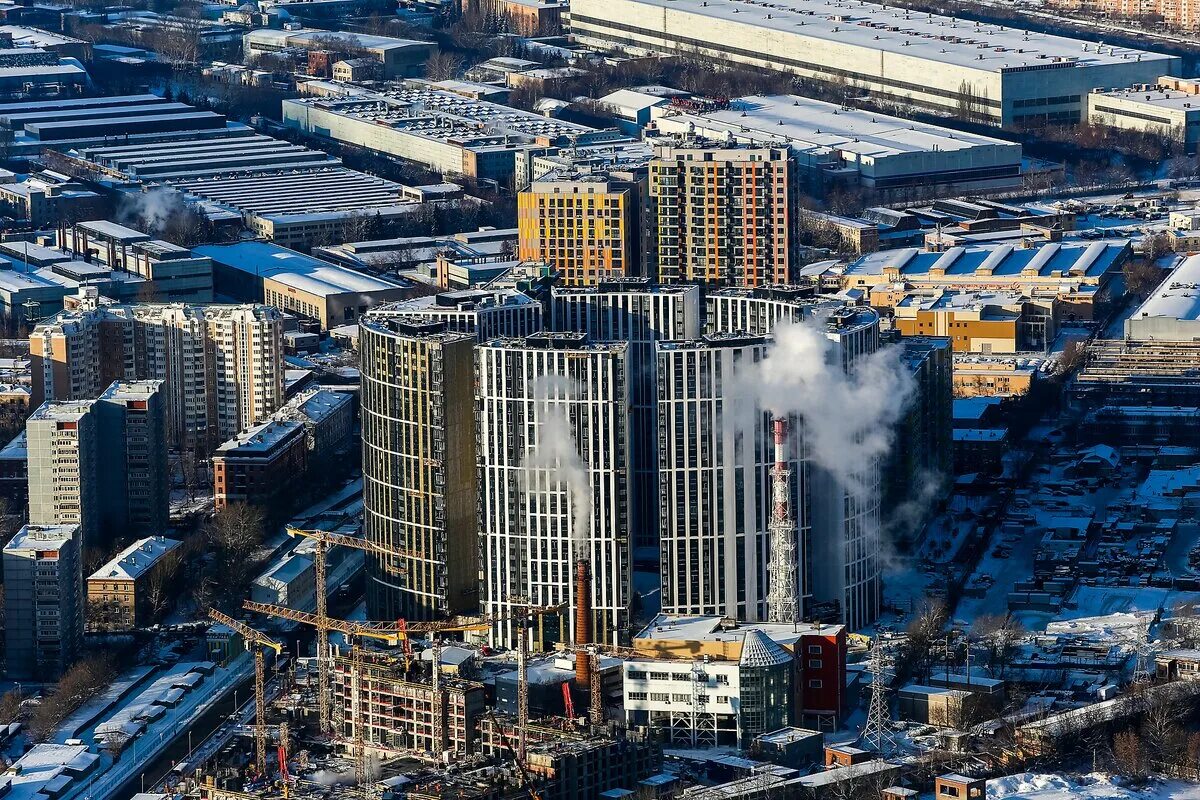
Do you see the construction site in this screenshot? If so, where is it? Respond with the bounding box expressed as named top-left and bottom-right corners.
top-left (148, 521), bottom-right (670, 800)
top-left (135, 410), bottom-right (815, 800)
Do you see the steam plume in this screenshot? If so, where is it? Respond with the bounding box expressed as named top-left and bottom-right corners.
top-left (524, 374), bottom-right (592, 558)
top-left (748, 319), bottom-right (915, 494)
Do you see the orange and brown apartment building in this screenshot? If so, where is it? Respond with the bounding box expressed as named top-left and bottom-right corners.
top-left (517, 172), bottom-right (640, 286)
top-left (1044, 0), bottom-right (1200, 27)
top-left (649, 142), bottom-right (792, 287)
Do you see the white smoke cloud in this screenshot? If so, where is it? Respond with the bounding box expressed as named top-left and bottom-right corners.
top-left (747, 318), bottom-right (915, 495)
top-left (118, 185), bottom-right (190, 235)
top-left (523, 374), bottom-right (592, 558)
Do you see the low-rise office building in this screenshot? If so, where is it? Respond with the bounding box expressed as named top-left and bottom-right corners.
top-left (65, 220), bottom-right (214, 302)
top-left (197, 242), bottom-right (412, 329)
top-left (624, 615), bottom-right (848, 745)
top-left (274, 386), bottom-right (354, 469)
top-left (86, 536), bottom-right (181, 630)
top-left (0, 171), bottom-right (106, 227)
top-left (212, 419), bottom-right (307, 512)
top-left (1088, 76), bottom-right (1200, 152)
top-left (952, 356), bottom-right (1040, 398)
top-left (892, 289), bottom-right (1057, 353)
top-left (242, 27), bottom-right (435, 78)
top-left (314, 227), bottom-right (518, 272)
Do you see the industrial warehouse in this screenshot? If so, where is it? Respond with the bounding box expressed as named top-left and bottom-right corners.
top-left (281, 87), bottom-right (625, 185)
top-left (572, 0), bottom-right (1180, 126)
top-left (650, 94), bottom-right (1025, 194)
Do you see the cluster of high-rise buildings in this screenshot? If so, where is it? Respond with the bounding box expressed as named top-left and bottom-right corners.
top-left (516, 139), bottom-right (798, 289)
top-left (359, 279), bottom-right (950, 644)
top-left (30, 288), bottom-right (285, 453)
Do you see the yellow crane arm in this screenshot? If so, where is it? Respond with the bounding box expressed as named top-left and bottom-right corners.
top-left (209, 609), bottom-right (283, 654)
top-left (242, 601), bottom-right (404, 645)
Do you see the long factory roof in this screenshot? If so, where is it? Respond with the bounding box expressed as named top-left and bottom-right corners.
top-left (287, 87), bottom-right (599, 144)
top-left (196, 242), bottom-right (407, 298)
top-left (846, 240), bottom-right (1129, 281)
top-left (1130, 253), bottom-right (1200, 323)
top-left (655, 94), bottom-right (1019, 160)
top-left (583, 0), bottom-right (1176, 73)
top-left (176, 168), bottom-right (415, 218)
top-left (77, 133), bottom-right (340, 180)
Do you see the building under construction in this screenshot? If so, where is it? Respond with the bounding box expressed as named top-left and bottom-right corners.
top-left (478, 715), bottom-right (663, 800)
top-left (333, 649), bottom-right (487, 759)
top-left (1071, 339), bottom-right (1200, 409)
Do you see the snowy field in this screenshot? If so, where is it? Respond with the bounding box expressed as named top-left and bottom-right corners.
top-left (990, 773), bottom-right (1200, 800)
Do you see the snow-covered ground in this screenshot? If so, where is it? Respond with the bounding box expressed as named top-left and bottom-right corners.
top-left (989, 773), bottom-right (1200, 800)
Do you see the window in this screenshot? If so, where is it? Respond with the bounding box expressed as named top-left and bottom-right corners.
top-left (627, 670), bottom-right (646, 680)
top-left (808, 679), bottom-right (823, 689)
top-left (808, 645), bottom-right (822, 655)
top-left (940, 786), bottom-right (961, 798)
top-left (628, 692), bottom-right (647, 701)
top-left (649, 672), bottom-right (669, 681)
top-left (649, 692), bottom-right (670, 702)
top-left (808, 659), bottom-right (823, 669)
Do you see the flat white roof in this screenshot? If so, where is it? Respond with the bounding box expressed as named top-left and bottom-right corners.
top-left (89, 536), bottom-right (181, 581)
top-left (196, 242), bottom-right (406, 298)
top-left (1092, 86), bottom-right (1200, 113)
top-left (1131, 253), bottom-right (1200, 323)
top-left (5, 524), bottom-right (77, 552)
top-left (635, 613), bottom-right (844, 647)
top-left (657, 94), bottom-right (1018, 160)
top-left (0, 25), bottom-right (86, 48)
top-left (580, 0), bottom-right (1175, 73)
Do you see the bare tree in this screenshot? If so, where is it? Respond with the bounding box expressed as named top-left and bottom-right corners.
top-left (1112, 730), bottom-right (1147, 779)
top-left (972, 613), bottom-right (1024, 678)
top-left (143, 547), bottom-right (184, 622)
top-left (206, 503), bottom-right (266, 605)
top-left (1125, 253), bottom-right (1169, 299)
top-left (0, 688), bottom-right (22, 726)
top-left (425, 51), bottom-right (464, 82)
top-left (903, 598), bottom-right (948, 682)
top-left (28, 654), bottom-right (119, 742)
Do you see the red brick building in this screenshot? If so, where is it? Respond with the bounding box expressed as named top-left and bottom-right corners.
top-left (212, 419), bottom-right (307, 513)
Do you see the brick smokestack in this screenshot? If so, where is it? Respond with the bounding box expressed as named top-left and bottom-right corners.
top-left (575, 558), bottom-right (591, 687)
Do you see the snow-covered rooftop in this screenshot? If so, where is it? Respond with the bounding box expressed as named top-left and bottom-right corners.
top-left (89, 536), bottom-right (181, 581)
top-left (1130, 253), bottom-right (1200, 323)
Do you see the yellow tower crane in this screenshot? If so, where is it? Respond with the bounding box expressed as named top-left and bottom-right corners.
top-left (208, 609), bottom-right (283, 777)
top-left (504, 598), bottom-right (568, 759)
top-left (284, 525), bottom-right (427, 733)
top-left (243, 601), bottom-right (406, 787)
